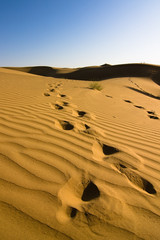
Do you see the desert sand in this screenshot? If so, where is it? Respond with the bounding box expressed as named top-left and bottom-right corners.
top-left (0, 65), bottom-right (160, 240)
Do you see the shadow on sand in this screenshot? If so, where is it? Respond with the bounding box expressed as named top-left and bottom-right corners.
top-left (126, 86), bottom-right (160, 100)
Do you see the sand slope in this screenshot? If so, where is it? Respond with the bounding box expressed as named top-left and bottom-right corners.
top-left (0, 67), bottom-right (160, 240)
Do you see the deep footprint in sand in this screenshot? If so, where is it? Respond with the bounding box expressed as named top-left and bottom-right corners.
top-left (70, 208), bottom-right (77, 218)
top-left (92, 140), bottom-right (120, 161)
top-left (102, 144), bottom-right (119, 155)
top-left (147, 111), bottom-right (155, 114)
top-left (116, 163), bottom-right (156, 194)
top-left (84, 124), bottom-right (90, 130)
top-left (81, 181), bottom-right (100, 201)
top-left (59, 120), bottom-right (74, 130)
top-left (146, 110), bottom-right (159, 119)
top-left (56, 177), bottom-right (84, 224)
top-left (92, 140), bottom-right (143, 169)
top-left (148, 115), bottom-right (159, 120)
top-left (56, 177), bottom-right (100, 224)
top-left (77, 110), bottom-right (87, 117)
top-left (60, 94), bottom-right (66, 98)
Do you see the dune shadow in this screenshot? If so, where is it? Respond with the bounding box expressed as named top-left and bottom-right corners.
top-left (126, 86), bottom-right (160, 100)
top-left (152, 72), bottom-right (160, 86)
top-left (6, 63), bottom-right (160, 81)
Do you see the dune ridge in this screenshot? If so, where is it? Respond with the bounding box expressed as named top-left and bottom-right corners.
top-left (0, 67), bottom-right (160, 239)
top-left (4, 63), bottom-right (160, 86)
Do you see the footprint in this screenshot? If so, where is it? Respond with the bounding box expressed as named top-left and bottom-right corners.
top-left (49, 88), bottom-right (55, 92)
top-left (74, 122), bottom-right (105, 137)
top-left (54, 104), bottom-right (64, 110)
top-left (147, 111), bottom-right (155, 114)
top-left (56, 176), bottom-right (101, 224)
top-left (50, 103), bottom-right (64, 110)
top-left (92, 140), bottom-right (119, 161)
top-left (134, 105), bottom-right (145, 109)
top-left (81, 181), bottom-right (100, 202)
top-left (92, 140), bottom-right (143, 169)
top-left (124, 100), bottom-right (132, 103)
top-left (116, 164), bottom-right (156, 194)
top-left (102, 144), bottom-right (119, 156)
top-left (84, 124), bottom-right (104, 136)
top-left (146, 110), bottom-right (159, 119)
top-left (77, 111), bottom-right (87, 117)
top-left (70, 208), bottom-right (77, 218)
top-left (55, 101), bottom-right (77, 110)
top-left (56, 178), bottom-right (83, 224)
top-left (72, 109), bottom-right (94, 120)
top-left (57, 94), bottom-right (71, 99)
top-left (60, 94), bottom-right (66, 98)
top-left (58, 120), bottom-right (74, 130)
top-left (93, 140), bottom-right (120, 160)
top-left (117, 163), bottom-right (127, 169)
top-left (148, 115), bottom-right (159, 120)
top-left (74, 122), bottom-right (88, 132)
top-left (59, 101), bottom-right (77, 108)
top-left (84, 124), bottom-right (90, 130)
top-left (114, 162), bottom-right (135, 171)
top-left (43, 93), bottom-right (50, 96)
top-left (63, 101), bottom-right (69, 106)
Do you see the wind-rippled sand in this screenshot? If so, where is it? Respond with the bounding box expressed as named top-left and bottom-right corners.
top-left (0, 68), bottom-right (160, 240)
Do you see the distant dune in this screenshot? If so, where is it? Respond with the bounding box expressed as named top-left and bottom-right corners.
top-left (5, 63), bottom-right (160, 85)
top-left (0, 66), bottom-right (160, 240)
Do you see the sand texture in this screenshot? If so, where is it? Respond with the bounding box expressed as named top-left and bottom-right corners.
top-left (0, 67), bottom-right (160, 240)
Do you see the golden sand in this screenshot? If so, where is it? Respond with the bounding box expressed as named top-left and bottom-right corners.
top-left (0, 67), bottom-right (160, 240)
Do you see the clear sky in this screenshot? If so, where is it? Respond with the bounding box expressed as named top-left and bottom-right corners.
top-left (1, 0), bottom-right (160, 67)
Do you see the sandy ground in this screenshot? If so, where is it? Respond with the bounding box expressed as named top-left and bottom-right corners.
top-left (0, 67), bottom-right (160, 240)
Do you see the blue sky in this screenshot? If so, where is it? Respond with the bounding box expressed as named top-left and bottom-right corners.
top-left (0, 0), bottom-right (160, 67)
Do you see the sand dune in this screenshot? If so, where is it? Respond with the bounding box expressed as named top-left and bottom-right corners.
top-left (0, 67), bottom-right (160, 239)
top-left (5, 63), bottom-right (160, 84)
